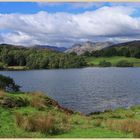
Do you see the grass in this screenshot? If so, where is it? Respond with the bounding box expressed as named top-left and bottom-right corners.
top-left (0, 91), bottom-right (140, 138)
top-left (86, 56), bottom-right (140, 67)
top-left (54, 128), bottom-right (131, 138)
top-left (7, 66), bottom-right (29, 70)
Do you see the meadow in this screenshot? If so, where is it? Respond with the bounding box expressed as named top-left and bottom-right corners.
top-left (86, 56), bottom-right (140, 67)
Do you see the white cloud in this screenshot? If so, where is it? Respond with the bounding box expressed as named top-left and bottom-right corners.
top-left (0, 6), bottom-right (140, 47)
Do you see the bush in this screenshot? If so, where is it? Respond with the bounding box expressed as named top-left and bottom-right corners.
top-left (99, 60), bottom-right (112, 67)
top-left (0, 90), bottom-right (6, 97)
top-left (30, 92), bottom-right (46, 110)
top-left (15, 112), bottom-right (67, 135)
top-left (0, 74), bottom-right (20, 92)
top-left (0, 96), bottom-right (30, 108)
top-left (116, 60), bottom-right (133, 67)
top-left (0, 62), bottom-right (5, 70)
top-left (125, 112), bottom-right (135, 118)
top-left (105, 119), bottom-right (140, 137)
top-left (93, 119), bottom-right (102, 127)
top-left (15, 112), bottom-right (25, 127)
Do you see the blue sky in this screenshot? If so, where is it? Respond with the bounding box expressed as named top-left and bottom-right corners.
top-left (0, 2), bottom-right (140, 47)
top-left (0, 2), bottom-right (108, 14)
top-left (0, 2), bottom-right (139, 15)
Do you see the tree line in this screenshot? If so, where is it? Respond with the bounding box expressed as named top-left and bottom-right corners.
top-left (83, 47), bottom-right (140, 58)
top-left (0, 45), bottom-right (87, 69)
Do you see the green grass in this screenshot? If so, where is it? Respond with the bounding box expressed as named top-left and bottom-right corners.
top-left (0, 107), bottom-right (45, 138)
top-left (86, 56), bottom-right (140, 67)
top-left (54, 128), bottom-right (132, 138)
top-left (0, 91), bottom-right (140, 138)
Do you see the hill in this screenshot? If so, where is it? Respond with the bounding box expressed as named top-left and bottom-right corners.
top-left (65, 41), bottom-right (113, 55)
top-left (31, 45), bottom-right (67, 52)
top-left (108, 40), bottom-right (140, 50)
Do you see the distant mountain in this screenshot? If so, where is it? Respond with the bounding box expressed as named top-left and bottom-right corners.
top-left (65, 41), bottom-right (113, 55)
top-left (107, 40), bottom-right (140, 50)
top-left (0, 44), bottom-right (67, 52)
top-left (32, 45), bottom-right (67, 52)
top-left (1, 40), bottom-right (140, 55)
top-left (0, 43), bottom-right (24, 49)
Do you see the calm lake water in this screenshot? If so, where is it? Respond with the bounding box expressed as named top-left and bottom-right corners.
top-left (0, 67), bottom-right (140, 114)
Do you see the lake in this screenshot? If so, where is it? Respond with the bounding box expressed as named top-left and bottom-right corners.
top-left (0, 67), bottom-right (140, 114)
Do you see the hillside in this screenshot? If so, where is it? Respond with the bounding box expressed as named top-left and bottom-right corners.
top-left (65, 40), bottom-right (140, 57)
top-left (108, 40), bottom-right (140, 50)
top-left (31, 45), bottom-right (67, 52)
top-left (86, 56), bottom-right (140, 67)
top-left (102, 40), bottom-right (140, 57)
top-left (1, 90), bottom-right (140, 138)
top-left (65, 41), bottom-right (113, 55)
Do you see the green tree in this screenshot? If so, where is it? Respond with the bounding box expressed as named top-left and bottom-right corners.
top-left (116, 60), bottom-right (133, 67)
top-left (99, 60), bottom-right (112, 67)
top-left (0, 74), bottom-right (20, 92)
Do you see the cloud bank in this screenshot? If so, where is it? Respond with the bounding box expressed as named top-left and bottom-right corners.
top-left (0, 6), bottom-right (140, 47)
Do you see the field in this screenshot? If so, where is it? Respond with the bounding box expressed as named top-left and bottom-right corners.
top-left (86, 56), bottom-right (140, 67)
top-left (1, 91), bottom-right (140, 138)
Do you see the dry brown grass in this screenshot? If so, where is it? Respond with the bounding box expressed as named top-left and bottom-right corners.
top-left (105, 119), bottom-right (140, 137)
top-left (106, 119), bottom-right (120, 131)
top-left (132, 121), bottom-right (140, 138)
top-left (119, 120), bottom-right (136, 133)
top-left (25, 114), bottom-right (56, 134)
top-left (0, 90), bottom-right (6, 97)
top-left (15, 112), bottom-right (24, 127)
top-left (31, 92), bottom-right (44, 98)
top-left (30, 92), bottom-right (46, 110)
top-left (15, 112), bottom-right (67, 135)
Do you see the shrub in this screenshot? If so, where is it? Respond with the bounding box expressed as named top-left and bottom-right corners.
top-left (106, 119), bottom-right (140, 137)
top-left (15, 112), bottom-right (25, 127)
top-left (116, 60), bottom-right (133, 67)
top-left (93, 119), bottom-right (103, 127)
top-left (110, 114), bottom-right (123, 119)
top-left (119, 120), bottom-right (135, 133)
top-left (0, 62), bottom-right (5, 70)
top-left (0, 90), bottom-right (6, 97)
top-left (30, 92), bottom-right (46, 110)
top-left (125, 112), bottom-right (135, 118)
top-left (0, 96), bottom-right (30, 108)
top-left (133, 121), bottom-right (140, 138)
top-left (15, 112), bottom-right (68, 135)
top-left (99, 60), bottom-right (112, 67)
top-left (105, 119), bottom-right (120, 131)
top-left (0, 74), bottom-right (20, 92)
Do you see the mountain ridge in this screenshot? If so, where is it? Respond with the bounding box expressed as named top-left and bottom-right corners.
top-left (1, 40), bottom-right (140, 54)
top-left (65, 41), bottom-right (114, 55)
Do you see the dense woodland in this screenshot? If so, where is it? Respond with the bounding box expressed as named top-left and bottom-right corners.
top-left (0, 44), bottom-right (86, 69)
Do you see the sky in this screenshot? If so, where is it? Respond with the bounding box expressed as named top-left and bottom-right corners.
top-left (0, 2), bottom-right (140, 47)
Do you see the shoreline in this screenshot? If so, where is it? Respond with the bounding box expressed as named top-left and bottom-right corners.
top-left (0, 65), bottom-right (139, 71)
top-left (0, 90), bottom-right (140, 138)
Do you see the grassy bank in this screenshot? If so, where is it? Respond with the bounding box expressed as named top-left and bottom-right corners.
top-left (86, 56), bottom-right (140, 67)
top-left (0, 91), bottom-right (140, 138)
top-left (7, 66), bottom-right (29, 70)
